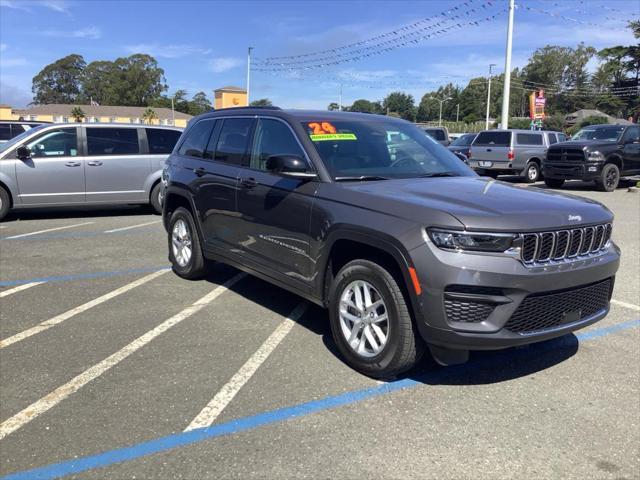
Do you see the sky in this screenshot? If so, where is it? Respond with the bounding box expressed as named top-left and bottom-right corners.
top-left (0, 0), bottom-right (638, 109)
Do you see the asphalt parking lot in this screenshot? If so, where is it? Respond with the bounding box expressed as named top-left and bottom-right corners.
top-left (0, 180), bottom-right (638, 480)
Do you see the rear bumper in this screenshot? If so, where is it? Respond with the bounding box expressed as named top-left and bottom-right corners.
top-left (469, 160), bottom-right (518, 174)
top-left (543, 162), bottom-right (602, 181)
top-left (408, 240), bottom-right (620, 351)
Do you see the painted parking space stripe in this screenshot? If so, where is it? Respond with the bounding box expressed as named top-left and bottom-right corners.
top-left (3, 318), bottom-right (637, 480)
top-left (611, 299), bottom-right (640, 312)
top-left (0, 270), bottom-right (169, 349)
top-left (3, 222), bottom-right (94, 240)
top-left (0, 272), bottom-right (245, 441)
top-left (1, 227), bottom-right (157, 242)
top-left (186, 302), bottom-right (307, 431)
top-left (0, 282), bottom-right (46, 299)
top-left (104, 220), bottom-right (161, 234)
top-left (0, 266), bottom-right (170, 287)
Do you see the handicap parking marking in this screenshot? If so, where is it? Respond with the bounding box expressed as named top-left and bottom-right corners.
top-left (0, 266), bottom-right (170, 287)
top-left (3, 318), bottom-right (637, 480)
top-left (0, 270), bottom-right (169, 349)
top-left (0, 272), bottom-right (246, 442)
top-left (0, 282), bottom-right (46, 299)
top-left (104, 220), bottom-right (162, 234)
top-left (3, 222), bottom-right (94, 240)
top-left (185, 302), bottom-right (308, 431)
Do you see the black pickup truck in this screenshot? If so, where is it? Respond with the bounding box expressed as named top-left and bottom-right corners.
top-left (543, 124), bottom-right (640, 191)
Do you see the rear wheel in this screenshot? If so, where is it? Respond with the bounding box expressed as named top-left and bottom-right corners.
top-left (168, 207), bottom-right (208, 279)
top-left (523, 161), bottom-right (540, 183)
top-left (150, 182), bottom-right (163, 214)
top-left (0, 186), bottom-right (9, 221)
top-left (596, 163), bottom-right (620, 192)
top-left (328, 259), bottom-right (424, 379)
top-left (544, 178), bottom-right (565, 189)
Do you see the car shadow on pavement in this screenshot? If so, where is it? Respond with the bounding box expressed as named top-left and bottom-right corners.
top-left (3, 205), bottom-right (155, 222)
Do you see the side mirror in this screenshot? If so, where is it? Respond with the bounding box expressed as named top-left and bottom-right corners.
top-left (454, 152), bottom-right (469, 165)
top-left (266, 155), bottom-right (317, 179)
top-left (16, 145), bottom-right (31, 160)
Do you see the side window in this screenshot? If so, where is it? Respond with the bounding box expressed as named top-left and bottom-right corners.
top-left (27, 128), bottom-right (78, 157)
top-left (516, 133), bottom-right (543, 145)
top-left (548, 133), bottom-right (557, 144)
top-left (214, 118), bottom-right (254, 165)
top-left (557, 133), bottom-right (567, 142)
top-left (87, 128), bottom-right (139, 156)
top-left (177, 120), bottom-right (215, 158)
top-left (250, 119), bottom-right (306, 171)
top-left (146, 128), bottom-right (182, 154)
top-left (0, 124), bottom-right (11, 141)
top-left (622, 126), bottom-right (640, 143)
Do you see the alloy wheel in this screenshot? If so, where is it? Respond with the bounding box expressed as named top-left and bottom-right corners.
top-left (171, 219), bottom-right (192, 267)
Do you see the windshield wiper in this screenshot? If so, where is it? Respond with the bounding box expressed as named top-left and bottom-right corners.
top-left (419, 172), bottom-right (460, 178)
top-left (334, 175), bottom-right (389, 181)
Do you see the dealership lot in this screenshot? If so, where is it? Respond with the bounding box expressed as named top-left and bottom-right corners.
top-left (0, 181), bottom-right (638, 479)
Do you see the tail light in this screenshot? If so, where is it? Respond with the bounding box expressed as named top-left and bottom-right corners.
top-left (507, 149), bottom-right (514, 160)
top-left (467, 149), bottom-right (472, 159)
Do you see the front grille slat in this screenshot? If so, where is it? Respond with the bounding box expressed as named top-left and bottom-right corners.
top-left (519, 223), bottom-right (611, 266)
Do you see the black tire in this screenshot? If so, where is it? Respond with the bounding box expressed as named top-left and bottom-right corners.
top-left (168, 207), bottom-right (208, 279)
top-left (150, 182), bottom-right (163, 215)
top-left (523, 161), bottom-right (540, 183)
top-left (0, 186), bottom-right (10, 221)
top-left (544, 178), bottom-right (565, 189)
top-left (485, 171), bottom-right (499, 179)
top-left (596, 163), bottom-right (620, 192)
top-left (328, 259), bottom-right (424, 379)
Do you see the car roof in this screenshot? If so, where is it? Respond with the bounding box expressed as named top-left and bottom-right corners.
top-left (0, 120), bottom-right (50, 124)
top-left (194, 107), bottom-right (408, 124)
top-left (477, 129), bottom-right (560, 134)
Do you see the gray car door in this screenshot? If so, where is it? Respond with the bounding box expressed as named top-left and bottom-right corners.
top-left (15, 126), bottom-right (85, 205)
top-left (84, 126), bottom-right (150, 203)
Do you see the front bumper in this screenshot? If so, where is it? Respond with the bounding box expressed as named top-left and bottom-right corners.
top-left (543, 162), bottom-right (603, 181)
top-left (408, 239), bottom-right (620, 351)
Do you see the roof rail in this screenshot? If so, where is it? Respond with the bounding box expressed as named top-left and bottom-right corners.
top-left (214, 106), bottom-right (282, 111)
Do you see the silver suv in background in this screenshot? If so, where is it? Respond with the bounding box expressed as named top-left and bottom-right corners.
top-left (468, 129), bottom-right (567, 182)
top-left (0, 123), bottom-right (182, 220)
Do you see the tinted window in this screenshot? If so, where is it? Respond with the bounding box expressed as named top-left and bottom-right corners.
top-left (178, 120), bottom-right (215, 158)
top-left (548, 133), bottom-right (557, 144)
top-left (87, 127), bottom-right (139, 156)
top-left (622, 126), bottom-right (640, 143)
top-left (214, 118), bottom-right (254, 165)
top-left (425, 129), bottom-right (446, 141)
top-left (27, 128), bottom-right (78, 157)
top-left (558, 133), bottom-right (567, 142)
top-left (0, 124), bottom-right (11, 141)
top-left (250, 119), bottom-right (305, 171)
top-left (473, 131), bottom-right (511, 146)
top-left (516, 133), bottom-right (543, 145)
top-left (146, 128), bottom-right (181, 154)
top-left (451, 133), bottom-right (476, 146)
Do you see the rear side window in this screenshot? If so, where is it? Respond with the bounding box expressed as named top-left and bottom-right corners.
top-left (622, 126), bottom-right (640, 143)
top-left (87, 128), bottom-right (139, 155)
top-left (425, 129), bottom-right (446, 141)
top-left (516, 133), bottom-right (543, 146)
top-left (473, 131), bottom-right (511, 146)
top-left (557, 133), bottom-right (567, 142)
top-left (178, 120), bottom-right (215, 158)
top-left (548, 133), bottom-right (557, 144)
top-left (0, 124), bottom-right (11, 141)
top-left (214, 118), bottom-right (254, 165)
top-left (146, 128), bottom-right (181, 154)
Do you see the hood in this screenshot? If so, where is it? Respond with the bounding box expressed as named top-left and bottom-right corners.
top-left (552, 140), bottom-right (614, 149)
top-left (339, 176), bottom-right (612, 232)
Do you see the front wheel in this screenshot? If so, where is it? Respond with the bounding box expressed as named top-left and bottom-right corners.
top-left (596, 163), bottom-right (620, 192)
top-left (328, 259), bottom-right (424, 379)
top-left (523, 161), bottom-right (540, 183)
top-left (544, 178), bottom-right (565, 189)
top-left (168, 207), bottom-right (208, 279)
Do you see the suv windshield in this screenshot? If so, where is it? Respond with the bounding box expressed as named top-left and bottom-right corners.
top-left (0, 124), bottom-right (47, 153)
top-left (571, 126), bottom-right (625, 142)
top-left (451, 133), bottom-right (476, 146)
top-left (301, 119), bottom-right (472, 180)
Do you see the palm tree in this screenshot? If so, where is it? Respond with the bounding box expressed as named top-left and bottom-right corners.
top-left (70, 106), bottom-right (85, 123)
top-left (142, 108), bottom-right (158, 125)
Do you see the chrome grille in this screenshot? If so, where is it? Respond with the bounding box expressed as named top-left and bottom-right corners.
top-left (519, 223), bottom-right (611, 265)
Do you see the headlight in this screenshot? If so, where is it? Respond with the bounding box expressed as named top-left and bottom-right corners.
top-left (587, 151), bottom-right (605, 162)
top-left (428, 229), bottom-right (516, 252)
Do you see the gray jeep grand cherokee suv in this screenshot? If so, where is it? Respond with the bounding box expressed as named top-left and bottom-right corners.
top-left (163, 107), bottom-right (619, 378)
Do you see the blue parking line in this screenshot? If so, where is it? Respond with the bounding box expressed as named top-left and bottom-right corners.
top-left (0, 227), bottom-right (158, 242)
top-left (3, 318), bottom-right (638, 480)
top-left (0, 266), bottom-right (170, 287)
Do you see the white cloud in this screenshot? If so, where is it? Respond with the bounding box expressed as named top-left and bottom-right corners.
top-left (1, 0), bottom-right (70, 13)
top-left (42, 26), bottom-right (101, 39)
top-left (125, 44), bottom-right (212, 59)
top-left (209, 57), bottom-right (244, 73)
top-left (38, 0), bottom-right (71, 13)
top-left (0, 0), bottom-right (30, 11)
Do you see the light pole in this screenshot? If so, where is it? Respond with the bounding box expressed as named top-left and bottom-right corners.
top-left (339, 83), bottom-right (343, 111)
top-left (500, 0), bottom-right (515, 129)
top-left (171, 96), bottom-right (175, 126)
top-left (485, 63), bottom-right (496, 130)
top-left (456, 103), bottom-right (460, 123)
top-left (246, 46), bottom-right (254, 105)
top-left (429, 95), bottom-right (451, 126)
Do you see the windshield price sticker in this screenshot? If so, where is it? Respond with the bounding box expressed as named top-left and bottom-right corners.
top-left (310, 133), bottom-right (357, 142)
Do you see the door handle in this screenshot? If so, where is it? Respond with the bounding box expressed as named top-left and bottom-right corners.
top-left (65, 161), bottom-right (81, 167)
top-left (240, 177), bottom-right (257, 189)
top-left (87, 161), bottom-right (103, 166)
top-left (194, 167), bottom-right (207, 177)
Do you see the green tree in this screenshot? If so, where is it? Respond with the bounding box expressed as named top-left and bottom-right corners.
top-left (542, 114), bottom-right (565, 132)
top-left (82, 60), bottom-right (116, 105)
top-left (327, 102), bottom-right (340, 111)
top-left (382, 92), bottom-right (416, 121)
top-left (189, 91), bottom-right (212, 115)
top-left (250, 98), bottom-right (273, 107)
top-left (109, 54), bottom-right (167, 106)
top-left (142, 107), bottom-right (158, 124)
top-left (70, 106), bottom-right (85, 123)
top-left (32, 54), bottom-right (86, 104)
top-left (348, 99), bottom-right (381, 113)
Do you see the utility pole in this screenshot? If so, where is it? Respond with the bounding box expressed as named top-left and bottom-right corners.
top-left (485, 63), bottom-right (496, 130)
top-left (456, 103), bottom-right (460, 123)
top-left (246, 46), bottom-right (254, 105)
top-left (500, 0), bottom-right (515, 129)
top-left (429, 96), bottom-right (451, 127)
top-left (339, 83), bottom-right (343, 111)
